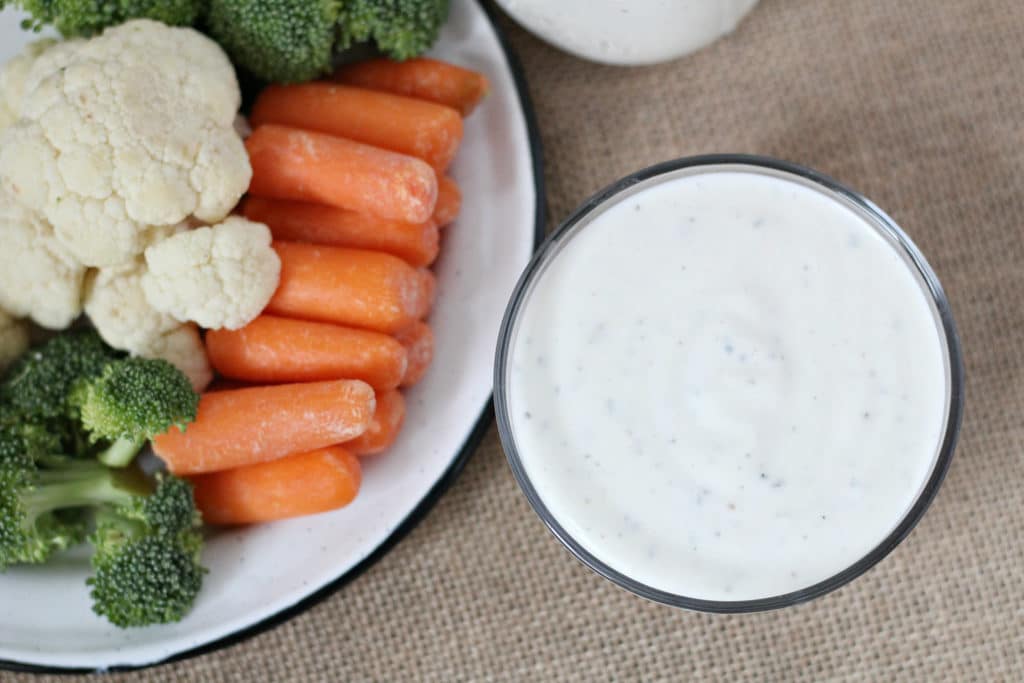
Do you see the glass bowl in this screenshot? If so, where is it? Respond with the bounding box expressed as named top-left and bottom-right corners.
top-left (493, 154), bottom-right (965, 613)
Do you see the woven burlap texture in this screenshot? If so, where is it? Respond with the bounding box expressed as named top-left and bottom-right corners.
top-left (11, 0), bottom-right (1024, 680)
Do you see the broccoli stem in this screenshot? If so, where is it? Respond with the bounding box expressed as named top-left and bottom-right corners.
top-left (96, 436), bottom-right (145, 468)
top-left (19, 465), bottom-right (149, 522)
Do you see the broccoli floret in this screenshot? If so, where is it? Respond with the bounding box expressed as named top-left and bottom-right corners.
top-left (337, 0), bottom-right (449, 61)
top-left (1, 449), bottom-right (206, 627)
top-left (87, 475), bottom-right (205, 628)
top-left (77, 357), bottom-right (198, 468)
top-left (1, 329), bottom-right (123, 421)
top-left (205, 0), bottom-right (340, 83)
top-left (5, 0), bottom-right (205, 37)
top-left (0, 457), bottom-right (146, 568)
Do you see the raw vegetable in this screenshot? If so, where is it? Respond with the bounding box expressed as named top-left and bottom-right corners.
top-left (1, 0), bottom-right (204, 37)
top-left (434, 175), bottom-right (461, 227)
top-left (0, 38), bottom-right (57, 131)
top-left (333, 57), bottom-right (490, 116)
top-left (0, 422), bottom-right (205, 627)
top-left (84, 261), bottom-right (185, 361)
top-left (0, 419), bottom-right (88, 567)
top-left (141, 217), bottom-right (281, 331)
top-left (0, 191), bottom-right (86, 330)
top-left (347, 389), bottom-right (405, 455)
top-left (84, 260), bottom-right (213, 392)
top-left (152, 380), bottom-right (376, 475)
top-left (0, 329), bottom-right (123, 421)
top-left (337, 0), bottom-right (450, 62)
top-left (190, 446), bottom-right (361, 525)
top-left (206, 315), bottom-right (409, 391)
top-left (242, 196), bottom-right (440, 267)
top-left (0, 20), bottom-right (251, 268)
top-left (78, 358), bottom-right (199, 468)
top-left (267, 242), bottom-right (436, 334)
top-left (395, 320), bottom-right (434, 387)
top-left (251, 83), bottom-right (463, 171)
top-left (205, 0), bottom-right (339, 84)
top-left (6, 1), bottom-right (449, 84)
top-left (85, 474), bottom-right (205, 628)
top-left (246, 124), bottom-right (438, 223)
top-left (0, 310), bottom-right (30, 372)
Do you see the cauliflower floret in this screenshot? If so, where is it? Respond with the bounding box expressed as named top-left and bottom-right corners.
top-left (84, 260), bottom-right (182, 353)
top-left (0, 20), bottom-right (251, 268)
top-left (84, 259), bottom-right (211, 390)
top-left (0, 309), bottom-right (30, 371)
top-left (0, 193), bottom-right (86, 329)
top-left (0, 39), bottom-right (60, 131)
top-left (142, 217), bottom-right (281, 330)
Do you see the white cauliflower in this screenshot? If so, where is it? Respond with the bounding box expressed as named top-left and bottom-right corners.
top-left (0, 20), bottom-right (251, 268)
top-left (0, 309), bottom-right (30, 371)
top-left (0, 192), bottom-right (86, 329)
top-left (142, 217), bottom-right (281, 330)
top-left (84, 260), bottom-right (181, 354)
top-left (0, 39), bottom-right (59, 131)
top-left (84, 260), bottom-right (212, 391)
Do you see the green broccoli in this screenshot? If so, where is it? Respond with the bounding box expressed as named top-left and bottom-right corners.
top-left (76, 357), bottom-right (199, 468)
top-left (205, 0), bottom-right (340, 83)
top-left (4, 0), bottom-right (205, 37)
top-left (337, 0), bottom-right (449, 61)
top-left (1, 329), bottom-right (123, 421)
top-left (87, 474), bottom-right (205, 628)
top-left (1, 448), bottom-right (205, 626)
top-left (0, 454), bottom-right (145, 568)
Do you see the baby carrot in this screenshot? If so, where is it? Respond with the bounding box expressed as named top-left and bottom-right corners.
top-left (267, 242), bottom-right (435, 334)
top-left (334, 58), bottom-right (490, 117)
top-left (346, 389), bottom-right (406, 456)
top-left (395, 321), bottom-right (434, 387)
top-left (243, 197), bottom-right (440, 267)
top-left (191, 446), bottom-right (362, 525)
top-left (152, 380), bottom-right (375, 475)
top-left (434, 175), bottom-right (462, 227)
top-left (246, 124), bottom-right (437, 224)
top-left (207, 315), bottom-right (408, 391)
top-left (251, 83), bottom-right (463, 171)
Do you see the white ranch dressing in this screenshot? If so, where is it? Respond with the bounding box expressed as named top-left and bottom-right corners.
top-left (506, 168), bottom-right (949, 601)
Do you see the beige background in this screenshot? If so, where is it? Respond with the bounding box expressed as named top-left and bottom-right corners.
top-left (11, 0), bottom-right (1024, 679)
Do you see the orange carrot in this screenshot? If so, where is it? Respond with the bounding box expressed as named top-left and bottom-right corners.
top-left (434, 175), bottom-right (461, 228)
top-left (334, 58), bottom-right (490, 117)
top-left (346, 389), bottom-right (406, 456)
top-left (246, 124), bottom-right (437, 224)
top-left (207, 315), bottom-right (408, 391)
top-left (251, 83), bottom-right (463, 171)
top-left (395, 321), bottom-right (434, 387)
top-left (153, 380), bottom-right (375, 475)
top-left (267, 242), bottom-right (435, 334)
top-left (191, 446), bottom-right (362, 525)
top-left (243, 197), bottom-right (440, 267)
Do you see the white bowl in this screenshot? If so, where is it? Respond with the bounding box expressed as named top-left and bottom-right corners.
top-left (0, 0), bottom-right (543, 671)
top-left (494, 0), bottom-right (760, 66)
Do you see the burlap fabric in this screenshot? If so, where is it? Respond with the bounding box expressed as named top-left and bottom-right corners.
top-left (11, 0), bottom-right (1024, 679)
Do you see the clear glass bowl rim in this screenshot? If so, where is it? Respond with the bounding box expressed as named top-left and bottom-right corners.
top-left (492, 153), bottom-right (966, 613)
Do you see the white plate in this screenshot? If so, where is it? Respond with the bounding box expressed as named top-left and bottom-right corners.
top-left (0, 1), bottom-right (543, 672)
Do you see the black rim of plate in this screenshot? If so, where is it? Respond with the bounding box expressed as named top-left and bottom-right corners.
top-left (0, 1), bottom-right (547, 674)
top-left (494, 153), bottom-right (965, 614)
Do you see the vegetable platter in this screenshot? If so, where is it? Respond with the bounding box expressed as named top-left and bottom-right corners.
top-left (0, 0), bottom-right (543, 672)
